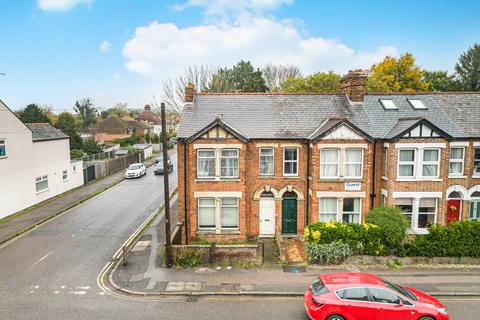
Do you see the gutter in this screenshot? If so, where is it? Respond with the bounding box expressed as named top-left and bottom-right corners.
top-left (184, 142), bottom-right (189, 244)
top-left (370, 142), bottom-right (376, 209)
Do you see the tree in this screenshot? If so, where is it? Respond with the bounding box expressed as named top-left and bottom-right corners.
top-left (281, 72), bottom-right (341, 93)
top-left (262, 63), bottom-right (302, 91)
top-left (82, 139), bottom-right (102, 155)
top-left (206, 67), bottom-right (236, 93)
top-left (231, 60), bottom-right (268, 92)
top-left (144, 132), bottom-right (151, 144)
top-left (56, 112), bottom-right (83, 150)
top-left (74, 98), bottom-right (97, 128)
top-left (366, 53), bottom-right (430, 93)
top-left (422, 71), bottom-right (461, 92)
top-left (455, 43), bottom-right (480, 91)
top-left (152, 133), bottom-right (160, 144)
top-left (19, 104), bottom-right (50, 123)
top-left (105, 103), bottom-right (129, 117)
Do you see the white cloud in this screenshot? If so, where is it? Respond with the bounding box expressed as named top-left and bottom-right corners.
top-left (37, 0), bottom-right (92, 11)
top-left (113, 72), bottom-right (121, 80)
top-left (99, 40), bottom-right (112, 52)
top-left (122, 17), bottom-right (397, 79)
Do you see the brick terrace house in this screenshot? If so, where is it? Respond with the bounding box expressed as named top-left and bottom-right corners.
top-left (176, 71), bottom-right (480, 244)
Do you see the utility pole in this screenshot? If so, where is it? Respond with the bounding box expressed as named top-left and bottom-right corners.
top-left (161, 102), bottom-right (173, 268)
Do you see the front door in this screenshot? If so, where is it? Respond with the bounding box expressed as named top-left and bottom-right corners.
top-left (259, 197), bottom-right (275, 236)
top-left (446, 199), bottom-right (461, 224)
top-left (282, 198), bottom-right (297, 234)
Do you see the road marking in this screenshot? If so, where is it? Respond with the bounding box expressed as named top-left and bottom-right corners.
top-left (31, 250), bottom-right (53, 267)
top-left (54, 291), bottom-right (59, 294)
top-left (70, 291), bottom-right (87, 295)
top-left (76, 286), bottom-right (90, 290)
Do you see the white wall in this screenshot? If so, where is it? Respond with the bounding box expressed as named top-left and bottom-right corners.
top-left (0, 102), bottom-right (83, 219)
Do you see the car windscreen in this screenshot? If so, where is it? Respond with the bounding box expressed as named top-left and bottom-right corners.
top-left (382, 279), bottom-right (418, 301)
top-left (310, 278), bottom-right (329, 295)
top-left (128, 164), bottom-right (142, 170)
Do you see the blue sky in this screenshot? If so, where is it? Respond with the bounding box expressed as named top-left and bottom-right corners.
top-left (0, 0), bottom-right (479, 111)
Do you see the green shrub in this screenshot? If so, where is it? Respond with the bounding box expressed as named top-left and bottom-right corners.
top-left (406, 221), bottom-right (480, 257)
top-left (306, 242), bottom-right (352, 264)
top-left (173, 249), bottom-right (202, 268)
top-left (366, 206), bottom-right (409, 254)
top-left (70, 149), bottom-right (84, 160)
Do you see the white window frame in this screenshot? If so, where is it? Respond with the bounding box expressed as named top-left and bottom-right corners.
top-left (421, 148), bottom-right (440, 178)
top-left (259, 147), bottom-right (274, 176)
top-left (197, 198), bottom-right (216, 230)
top-left (319, 198), bottom-right (338, 222)
top-left (35, 175), bottom-right (49, 193)
top-left (220, 148), bottom-right (239, 178)
top-left (474, 147), bottom-right (480, 176)
top-left (220, 198), bottom-right (239, 230)
top-left (283, 147), bottom-right (298, 177)
top-left (62, 170), bottom-right (68, 182)
top-left (417, 198), bottom-right (438, 229)
top-left (397, 149), bottom-right (416, 178)
top-left (383, 147), bottom-right (389, 178)
top-left (319, 148), bottom-right (339, 179)
top-left (379, 99), bottom-right (398, 110)
top-left (0, 138), bottom-right (6, 158)
top-left (449, 147), bottom-right (465, 176)
top-left (470, 196), bottom-right (480, 221)
top-left (342, 198), bottom-right (361, 224)
top-left (394, 198), bottom-right (414, 229)
top-left (344, 148), bottom-right (364, 179)
top-left (394, 196), bottom-right (438, 232)
top-left (407, 99), bottom-right (428, 110)
top-left (196, 149), bottom-right (216, 179)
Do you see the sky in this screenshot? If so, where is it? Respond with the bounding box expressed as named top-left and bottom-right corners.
top-left (0, 0), bottom-right (479, 112)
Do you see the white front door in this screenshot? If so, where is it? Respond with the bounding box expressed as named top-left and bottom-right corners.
top-left (259, 197), bottom-right (275, 236)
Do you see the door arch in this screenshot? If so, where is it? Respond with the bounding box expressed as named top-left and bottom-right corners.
top-left (259, 191), bottom-right (275, 236)
top-left (282, 191), bottom-right (297, 234)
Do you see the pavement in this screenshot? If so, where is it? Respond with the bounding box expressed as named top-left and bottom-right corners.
top-left (0, 151), bottom-right (167, 245)
top-left (110, 200), bottom-right (480, 298)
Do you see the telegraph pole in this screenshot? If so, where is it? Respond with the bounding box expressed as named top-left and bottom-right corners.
top-left (161, 102), bottom-right (173, 268)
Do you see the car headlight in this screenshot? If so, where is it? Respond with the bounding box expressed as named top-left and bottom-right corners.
top-left (436, 308), bottom-right (448, 315)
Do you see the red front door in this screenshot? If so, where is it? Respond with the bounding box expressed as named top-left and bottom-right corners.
top-left (446, 199), bottom-right (461, 224)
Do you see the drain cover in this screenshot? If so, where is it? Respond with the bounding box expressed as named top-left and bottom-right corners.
top-left (186, 296), bottom-right (199, 303)
top-left (282, 265), bottom-right (306, 273)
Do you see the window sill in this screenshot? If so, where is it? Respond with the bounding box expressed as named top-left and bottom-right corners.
top-left (448, 175), bottom-right (467, 179)
top-left (406, 229), bottom-right (429, 235)
top-left (473, 176), bottom-right (480, 179)
top-left (36, 189), bottom-right (49, 195)
top-left (197, 230), bottom-right (241, 235)
top-left (319, 178), bottom-right (364, 182)
top-left (195, 178), bottom-right (241, 182)
top-left (0, 156), bottom-right (7, 159)
top-left (283, 175), bottom-right (300, 179)
top-left (258, 175), bottom-right (275, 179)
top-left (381, 176), bottom-right (388, 181)
top-left (396, 178), bottom-right (442, 182)
top-left (63, 179), bottom-right (69, 182)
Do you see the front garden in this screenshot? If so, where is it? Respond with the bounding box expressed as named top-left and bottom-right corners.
top-left (304, 206), bottom-right (480, 264)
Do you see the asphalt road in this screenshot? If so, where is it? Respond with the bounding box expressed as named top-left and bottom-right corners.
top-left (0, 152), bottom-right (479, 320)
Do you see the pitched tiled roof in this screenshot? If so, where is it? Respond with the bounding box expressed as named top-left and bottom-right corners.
top-left (177, 93), bottom-right (480, 140)
top-left (139, 110), bottom-right (161, 125)
top-left (25, 123), bottom-right (69, 142)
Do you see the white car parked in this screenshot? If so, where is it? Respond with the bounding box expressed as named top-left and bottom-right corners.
top-left (125, 163), bottom-right (146, 179)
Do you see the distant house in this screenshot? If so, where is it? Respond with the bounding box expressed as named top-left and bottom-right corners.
top-left (138, 104), bottom-right (162, 135)
top-left (90, 116), bottom-right (150, 143)
top-left (0, 100), bottom-right (83, 219)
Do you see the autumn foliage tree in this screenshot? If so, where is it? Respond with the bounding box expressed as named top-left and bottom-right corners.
top-left (280, 72), bottom-right (342, 93)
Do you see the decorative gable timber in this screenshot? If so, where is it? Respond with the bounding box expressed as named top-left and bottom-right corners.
top-left (403, 123), bottom-right (440, 138)
top-left (385, 118), bottom-right (452, 141)
top-left (322, 124), bottom-right (364, 140)
top-left (185, 117), bottom-right (249, 143)
top-left (309, 118), bottom-right (373, 142)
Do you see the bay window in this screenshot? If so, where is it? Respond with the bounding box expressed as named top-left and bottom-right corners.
top-left (344, 149), bottom-right (363, 178)
top-left (342, 198), bottom-right (361, 224)
top-left (449, 147), bottom-right (465, 175)
top-left (221, 198), bottom-right (239, 229)
top-left (320, 149), bottom-right (339, 178)
top-left (283, 148), bottom-right (298, 176)
top-left (394, 197), bottom-right (438, 231)
top-left (398, 149), bottom-right (415, 177)
top-left (319, 198), bottom-right (338, 222)
top-left (198, 198), bottom-right (216, 230)
top-left (422, 149), bottom-right (440, 177)
top-left (418, 198), bottom-right (437, 228)
top-left (197, 149), bottom-right (215, 178)
top-left (259, 148), bottom-right (274, 176)
top-left (220, 149), bottom-right (239, 178)
top-left (395, 198), bottom-right (414, 229)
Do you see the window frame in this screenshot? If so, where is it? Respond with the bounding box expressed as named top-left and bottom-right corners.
top-left (220, 197), bottom-right (239, 230)
top-left (283, 147), bottom-right (299, 177)
top-left (342, 198), bottom-right (361, 224)
top-left (319, 148), bottom-right (339, 179)
top-left (418, 198), bottom-right (437, 229)
top-left (397, 149), bottom-right (416, 178)
top-left (0, 138), bottom-right (6, 158)
top-left (35, 175), bottom-right (49, 193)
top-left (344, 148), bottom-right (364, 179)
top-left (383, 147), bottom-right (389, 178)
top-left (449, 147), bottom-right (465, 176)
top-left (407, 99), bottom-right (428, 110)
top-left (197, 197), bottom-right (216, 230)
top-left (220, 148), bottom-right (239, 179)
top-left (319, 198), bottom-right (338, 222)
top-left (62, 170), bottom-right (68, 182)
top-left (474, 147), bottom-right (480, 176)
top-left (196, 149), bottom-right (216, 179)
top-left (379, 99), bottom-right (398, 110)
top-left (421, 148), bottom-right (440, 178)
top-left (259, 147), bottom-right (274, 176)
top-left (395, 198), bottom-right (414, 229)
top-left (335, 287), bottom-right (370, 302)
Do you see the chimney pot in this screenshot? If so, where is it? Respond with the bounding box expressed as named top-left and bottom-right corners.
top-left (184, 83), bottom-right (196, 103)
top-left (341, 69), bottom-right (367, 102)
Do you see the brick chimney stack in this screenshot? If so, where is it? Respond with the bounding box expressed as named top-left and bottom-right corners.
top-left (184, 83), bottom-right (196, 103)
top-left (341, 69), bottom-right (367, 102)
top-left (144, 104), bottom-right (151, 111)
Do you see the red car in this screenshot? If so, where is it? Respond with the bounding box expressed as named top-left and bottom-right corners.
top-left (304, 272), bottom-right (449, 320)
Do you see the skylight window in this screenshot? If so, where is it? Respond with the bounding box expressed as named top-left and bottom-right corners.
top-left (408, 99), bottom-right (428, 110)
top-left (379, 99), bottom-right (398, 110)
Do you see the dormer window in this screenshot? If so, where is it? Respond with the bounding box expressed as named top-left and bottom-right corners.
top-left (379, 99), bottom-right (398, 110)
top-left (408, 99), bottom-right (427, 110)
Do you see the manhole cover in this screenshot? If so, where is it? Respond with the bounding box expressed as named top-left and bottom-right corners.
top-left (186, 296), bottom-right (199, 303)
top-left (282, 265), bottom-right (306, 273)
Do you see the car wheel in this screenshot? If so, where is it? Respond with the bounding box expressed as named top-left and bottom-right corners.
top-left (418, 317), bottom-right (435, 320)
top-left (326, 316), bottom-right (345, 320)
